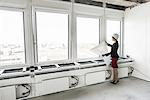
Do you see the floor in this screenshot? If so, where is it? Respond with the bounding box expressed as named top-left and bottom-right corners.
top-left (29, 77), bottom-right (150, 100)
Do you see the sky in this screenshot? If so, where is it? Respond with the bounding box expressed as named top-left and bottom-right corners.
top-left (77, 17), bottom-right (99, 44)
top-left (36, 12), bottom-right (68, 44)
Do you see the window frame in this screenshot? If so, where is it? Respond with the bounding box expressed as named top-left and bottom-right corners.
top-left (33, 7), bottom-right (71, 64)
top-left (76, 14), bottom-right (102, 60)
top-left (106, 17), bottom-right (123, 56)
top-left (0, 7), bottom-right (27, 68)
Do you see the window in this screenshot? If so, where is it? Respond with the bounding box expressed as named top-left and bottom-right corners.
top-left (106, 19), bottom-right (121, 54)
top-left (0, 10), bottom-right (25, 66)
top-left (36, 11), bottom-right (68, 62)
top-left (77, 16), bottom-right (99, 59)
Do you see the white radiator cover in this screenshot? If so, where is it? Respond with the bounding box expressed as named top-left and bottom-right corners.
top-left (0, 86), bottom-right (16, 100)
top-left (118, 68), bottom-right (128, 78)
top-left (85, 71), bottom-right (106, 85)
top-left (35, 77), bottom-right (69, 96)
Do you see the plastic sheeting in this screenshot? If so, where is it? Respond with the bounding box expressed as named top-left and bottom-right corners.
top-left (91, 41), bottom-right (111, 66)
top-left (90, 41), bottom-right (108, 56)
top-left (103, 55), bottom-right (111, 66)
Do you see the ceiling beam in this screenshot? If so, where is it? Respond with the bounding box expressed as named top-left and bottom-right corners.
top-left (125, 0), bottom-right (147, 3)
top-left (93, 0), bottom-right (138, 7)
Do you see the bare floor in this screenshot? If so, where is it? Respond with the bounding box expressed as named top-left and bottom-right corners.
top-left (29, 77), bottom-right (150, 100)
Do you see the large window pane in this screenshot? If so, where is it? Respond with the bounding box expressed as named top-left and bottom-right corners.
top-left (77, 17), bottom-right (99, 58)
top-left (36, 11), bottom-right (68, 62)
top-left (106, 20), bottom-right (121, 53)
top-left (0, 10), bottom-right (25, 66)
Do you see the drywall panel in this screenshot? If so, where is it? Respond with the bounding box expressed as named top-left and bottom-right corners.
top-left (74, 3), bottom-right (124, 18)
top-left (0, 0), bottom-right (28, 8)
top-left (32, 0), bottom-right (124, 18)
top-left (124, 2), bottom-right (150, 81)
top-left (32, 0), bottom-right (71, 11)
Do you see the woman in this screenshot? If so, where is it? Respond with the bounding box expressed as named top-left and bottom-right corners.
top-left (103, 33), bottom-right (119, 84)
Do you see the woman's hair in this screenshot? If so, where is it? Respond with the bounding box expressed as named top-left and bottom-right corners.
top-left (112, 36), bottom-right (117, 41)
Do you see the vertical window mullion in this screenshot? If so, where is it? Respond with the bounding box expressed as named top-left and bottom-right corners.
top-left (23, 11), bottom-right (27, 64)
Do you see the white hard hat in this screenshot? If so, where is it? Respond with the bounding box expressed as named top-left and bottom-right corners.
top-left (112, 33), bottom-right (119, 40)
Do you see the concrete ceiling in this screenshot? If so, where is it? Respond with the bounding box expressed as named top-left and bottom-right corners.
top-left (93, 0), bottom-right (150, 7)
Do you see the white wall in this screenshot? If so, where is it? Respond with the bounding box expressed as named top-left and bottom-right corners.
top-left (124, 2), bottom-right (150, 81)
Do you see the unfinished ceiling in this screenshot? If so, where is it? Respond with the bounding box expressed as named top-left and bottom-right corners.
top-left (61, 0), bottom-right (150, 10)
top-left (126, 0), bottom-right (149, 3)
top-left (93, 0), bottom-right (150, 7)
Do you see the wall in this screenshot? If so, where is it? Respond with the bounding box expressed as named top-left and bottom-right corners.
top-left (124, 2), bottom-right (150, 81)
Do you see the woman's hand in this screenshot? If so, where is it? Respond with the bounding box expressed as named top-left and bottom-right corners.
top-left (105, 41), bottom-right (112, 47)
top-left (102, 54), bottom-right (106, 57)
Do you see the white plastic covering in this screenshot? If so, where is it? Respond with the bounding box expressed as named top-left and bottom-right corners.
top-left (91, 41), bottom-right (111, 66)
top-left (91, 41), bottom-right (108, 56)
top-left (103, 55), bottom-right (111, 66)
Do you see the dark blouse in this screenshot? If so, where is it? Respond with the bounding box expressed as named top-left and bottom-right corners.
top-left (105, 41), bottom-right (119, 58)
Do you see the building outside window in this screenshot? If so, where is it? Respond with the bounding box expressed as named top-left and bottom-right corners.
top-left (36, 11), bottom-right (69, 62)
top-left (77, 16), bottom-right (100, 59)
top-left (106, 19), bottom-right (121, 54)
top-left (0, 10), bottom-right (25, 66)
